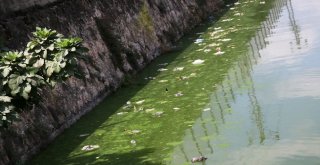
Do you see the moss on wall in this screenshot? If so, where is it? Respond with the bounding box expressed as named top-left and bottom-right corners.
top-left (138, 0), bottom-right (154, 33)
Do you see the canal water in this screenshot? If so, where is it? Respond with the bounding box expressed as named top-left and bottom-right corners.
top-left (31, 0), bottom-right (320, 164)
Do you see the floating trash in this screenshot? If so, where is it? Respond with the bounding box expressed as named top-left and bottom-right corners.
top-left (144, 76), bottom-right (156, 80)
top-left (130, 140), bottom-right (137, 145)
top-left (158, 68), bottom-right (168, 72)
top-left (173, 67), bottom-right (184, 71)
top-left (81, 145), bottom-right (100, 151)
top-left (260, 1), bottom-right (265, 4)
top-left (136, 100), bottom-right (145, 105)
top-left (132, 130), bottom-right (141, 134)
top-left (154, 111), bottom-right (164, 117)
top-left (234, 2), bottom-right (241, 5)
top-left (230, 7), bottom-right (235, 10)
top-left (222, 18), bottom-right (234, 22)
top-left (191, 156), bottom-right (208, 163)
top-left (208, 43), bottom-right (221, 47)
top-left (127, 130), bottom-right (141, 135)
top-left (159, 80), bottom-right (169, 83)
top-left (117, 112), bottom-right (128, 115)
top-left (178, 76), bottom-right (189, 80)
top-left (219, 38), bottom-right (232, 42)
top-left (203, 108), bottom-right (211, 112)
top-left (145, 108), bottom-right (155, 113)
top-left (126, 101), bottom-right (131, 105)
top-left (174, 92), bottom-right (183, 97)
top-left (79, 133), bottom-right (90, 137)
top-left (158, 63), bottom-right (168, 66)
top-left (215, 51), bottom-right (225, 55)
top-left (194, 38), bottom-right (204, 44)
top-left (173, 107), bottom-right (180, 111)
top-left (192, 59), bottom-right (205, 65)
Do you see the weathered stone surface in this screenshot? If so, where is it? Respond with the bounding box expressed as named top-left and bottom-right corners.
top-left (0, 0), bottom-right (224, 164)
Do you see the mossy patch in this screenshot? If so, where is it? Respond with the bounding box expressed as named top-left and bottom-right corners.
top-left (138, 0), bottom-right (154, 33)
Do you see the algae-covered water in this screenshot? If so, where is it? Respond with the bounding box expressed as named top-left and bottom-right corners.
top-left (31, 0), bottom-right (320, 164)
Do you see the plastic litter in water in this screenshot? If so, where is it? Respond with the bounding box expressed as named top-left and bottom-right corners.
top-left (192, 59), bottom-right (205, 65)
top-left (173, 67), bottom-right (184, 71)
top-left (81, 145), bottom-right (100, 151)
top-left (194, 39), bottom-right (204, 44)
top-left (158, 68), bottom-right (168, 72)
top-left (136, 100), bottom-right (145, 105)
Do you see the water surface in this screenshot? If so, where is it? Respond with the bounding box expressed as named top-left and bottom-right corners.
top-left (31, 0), bottom-right (320, 164)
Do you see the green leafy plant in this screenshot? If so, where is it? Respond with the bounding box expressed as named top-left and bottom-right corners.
top-left (0, 27), bottom-right (88, 127)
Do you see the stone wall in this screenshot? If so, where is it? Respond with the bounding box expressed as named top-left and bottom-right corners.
top-left (0, 0), bottom-right (225, 164)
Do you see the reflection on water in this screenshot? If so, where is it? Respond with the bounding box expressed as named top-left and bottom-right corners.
top-left (171, 0), bottom-right (320, 164)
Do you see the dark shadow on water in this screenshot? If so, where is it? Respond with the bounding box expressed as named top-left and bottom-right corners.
top-left (63, 148), bottom-right (158, 165)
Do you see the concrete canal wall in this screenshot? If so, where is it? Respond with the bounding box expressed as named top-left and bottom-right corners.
top-left (0, 0), bottom-right (225, 164)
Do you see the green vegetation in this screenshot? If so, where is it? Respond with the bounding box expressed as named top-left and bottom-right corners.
top-left (0, 27), bottom-right (87, 127)
top-left (138, 0), bottom-right (154, 33)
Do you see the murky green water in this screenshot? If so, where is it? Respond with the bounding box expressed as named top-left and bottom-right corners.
top-left (31, 0), bottom-right (320, 164)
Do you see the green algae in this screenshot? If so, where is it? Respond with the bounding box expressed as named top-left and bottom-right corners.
top-left (30, 0), bottom-right (277, 164)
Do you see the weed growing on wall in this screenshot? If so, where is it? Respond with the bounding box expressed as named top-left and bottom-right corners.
top-left (0, 27), bottom-right (87, 127)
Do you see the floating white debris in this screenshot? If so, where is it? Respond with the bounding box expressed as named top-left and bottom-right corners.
top-left (175, 92), bottom-right (183, 97)
top-left (126, 101), bottom-right (131, 105)
top-left (219, 38), bottom-right (232, 42)
top-left (79, 133), bottom-right (90, 137)
top-left (158, 63), bottom-right (168, 66)
top-left (194, 39), bottom-right (204, 44)
top-left (210, 30), bottom-right (224, 36)
top-left (146, 108), bottom-right (155, 113)
top-left (230, 7), bottom-right (235, 10)
top-left (191, 156), bottom-right (208, 163)
top-left (173, 67), bottom-right (184, 71)
top-left (203, 108), bottom-right (211, 112)
top-left (155, 111), bottom-right (164, 116)
top-left (222, 18), bottom-right (234, 22)
top-left (234, 2), bottom-right (241, 5)
top-left (81, 145), bottom-right (100, 151)
top-left (159, 80), bottom-right (168, 83)
top-left (130, 140), bottom-right (137, 145)
top-left (260, 1), bottom-right (265, 4)
top-left (215, 51), bottom-right (225, 55)
top-left (204, 49), bottom-right (211, 53)
top-left (131, 130), bottom-right (141, 134)
top-left (178, 76), bottom-right (189, 80)
top-left (136, 100), bottom-right (145, 105)
top-left (234, 12), bottom-right (242, 16)
top-left (192, 59), bottom-right (205, 65)
top-left (173, 107), bottom-right (180, 111)
top-left (145, 77), bottom-right (156, 80)
top-left (208, 43), bottom-right (220, 47)
top-left (117, 112), bottom-right (128, 115)
top-left (158, 68), bottom-right (168, 72)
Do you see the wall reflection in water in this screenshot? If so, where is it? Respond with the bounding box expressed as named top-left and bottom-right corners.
top-left (169, 0), bottom-right (307, 164)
